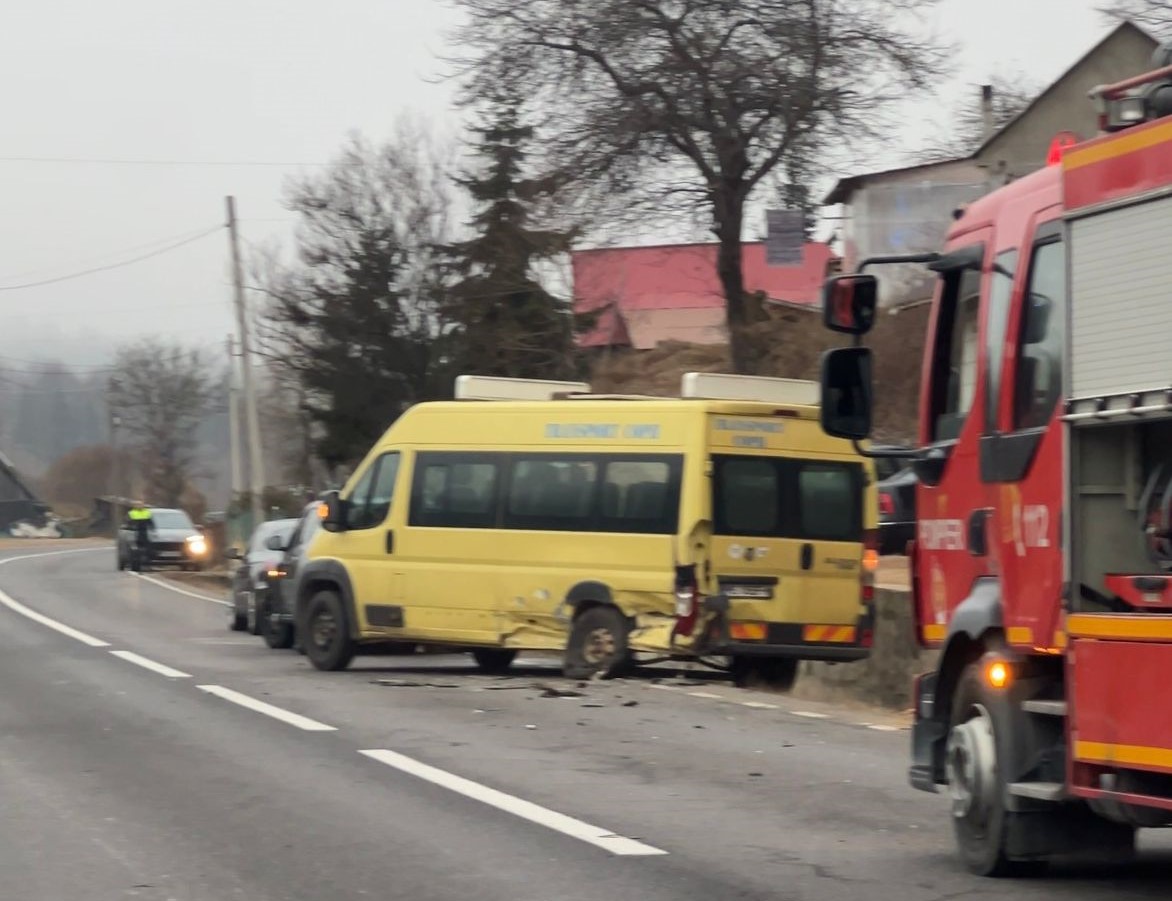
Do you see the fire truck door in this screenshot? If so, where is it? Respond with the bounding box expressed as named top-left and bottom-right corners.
top-left (916, 233), bottom-right (991, 637)
top-left (983, 218), bottom-right (1066, 649)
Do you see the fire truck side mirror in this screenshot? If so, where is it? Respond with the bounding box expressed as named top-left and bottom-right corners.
top-left (822, 275), bottom-right (879, 336)
top-left (819, 346), bottom-right (873, 441)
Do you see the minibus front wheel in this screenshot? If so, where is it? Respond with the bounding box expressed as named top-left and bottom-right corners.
top-left (563, 605), bottom-right (631, 680)
top-left (303, 589), bottom-right (356, 672)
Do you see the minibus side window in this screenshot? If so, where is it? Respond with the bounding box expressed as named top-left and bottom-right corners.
top-left (506, 458), bottom-right (598, 528)
top-left (347, 452), bottom-right (400, 531)
top-left (599, 460), bottom-right (678, 534)
top-left (409, 454), bottom-right (499, 528)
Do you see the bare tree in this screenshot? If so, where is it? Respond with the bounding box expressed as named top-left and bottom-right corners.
top-left (915, 72), bottom-right (1040, 163)
top-left (107, 339), bottom-right (217, 508)
top-left (1100, 1), bottom-right (1172, 33)
top-left (446, 0), bottom-right (949, 371)
top-left (256, 120), bottom-right (456, 470)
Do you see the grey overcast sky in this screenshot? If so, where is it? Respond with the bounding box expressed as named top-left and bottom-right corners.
top-left (0, 0), bottom-right (1129, 366)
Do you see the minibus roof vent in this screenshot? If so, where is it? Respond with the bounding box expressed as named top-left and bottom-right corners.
top-left (454, 375), bottom-right (592, 401)
top-left (680, 372), bottom-right (819, 406)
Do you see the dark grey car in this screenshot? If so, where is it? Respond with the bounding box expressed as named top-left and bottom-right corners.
top-left (874, 446), bottom-right (917, 556)
top-left (226, 519), bottom-right (298, 634)
top-left (261, 502), bottom-right (322, 650)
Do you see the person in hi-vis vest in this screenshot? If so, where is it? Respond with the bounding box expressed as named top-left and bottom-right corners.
top-left (127, 502), bottom-right (153, 550)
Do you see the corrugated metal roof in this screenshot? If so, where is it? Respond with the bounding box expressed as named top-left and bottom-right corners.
top-left (574, 240), bottom-right (834, 348)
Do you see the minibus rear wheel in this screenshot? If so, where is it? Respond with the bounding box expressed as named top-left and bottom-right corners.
top-left (563, 605), bottom-right (630, 679)
top-left (472, 648), bottom-right (516, 675)
top-left (731, 657), bottom-right (798, 691)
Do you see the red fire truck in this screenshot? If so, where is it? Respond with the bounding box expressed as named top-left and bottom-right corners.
top-left (818, 52), bottom-right (1172, 876)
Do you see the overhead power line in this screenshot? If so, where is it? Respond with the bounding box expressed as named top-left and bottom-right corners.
top-left (0, 224), bottom-right (230, 284)
top-left (0, 225), bottom-right (224, 292)
top-left (0, 155), bottom-right (327, 168)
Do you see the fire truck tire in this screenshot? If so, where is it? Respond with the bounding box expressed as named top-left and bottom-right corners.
top-left (947, 662), bottom-right (1033, 877)
top-left (563, 605), bottom-right (631, 679)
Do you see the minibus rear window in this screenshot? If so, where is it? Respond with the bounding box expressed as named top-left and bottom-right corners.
top-left (713, 455), bottom-right (863, 541)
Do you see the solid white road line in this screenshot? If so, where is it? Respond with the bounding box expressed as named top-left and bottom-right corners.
top-left (132, 572), bottom-right (230, 607)
top-left (196, 685), bottom-right (337, 732)
top-left (358, 748), bottom-right (668, 857)
top-left (109, 650), bottom-right (190, 678)
top-left (0, 586), bottom-right (110, 647)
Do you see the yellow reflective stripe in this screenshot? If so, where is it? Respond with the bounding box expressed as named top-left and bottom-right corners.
top-left (1063, 118), bottom-right (1172, 170)
top-left (1075, 740), bottom-right (1172, 771)
top-left (801, 625), bottom-right (857, 644)
top-left (1006, 626), bottom-right (1034, 646)
top-left (1067, 614), bottom-right (1172, 641)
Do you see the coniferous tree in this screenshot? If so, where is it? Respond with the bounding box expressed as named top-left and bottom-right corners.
top-left (444, 104), bottom-right (580, 381)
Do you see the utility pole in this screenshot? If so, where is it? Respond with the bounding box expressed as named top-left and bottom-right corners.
top-left (226, 335), bottom-right (244, 502)
top-left (226, 196), bottom-right (266, 531)
top-left (108, 380), bottom-right (122, 535)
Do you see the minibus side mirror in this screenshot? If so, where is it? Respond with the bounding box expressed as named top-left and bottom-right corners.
top-left (319, 491), bottom-right (348, 533)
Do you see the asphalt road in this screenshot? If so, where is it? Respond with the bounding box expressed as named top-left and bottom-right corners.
top-left (3, 545), bottom-right (1172, 900)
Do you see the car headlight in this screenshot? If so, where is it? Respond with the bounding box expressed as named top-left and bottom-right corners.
top-left (185, 535), bottom-right (208, 556)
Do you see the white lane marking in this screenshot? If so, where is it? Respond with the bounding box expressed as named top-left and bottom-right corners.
top-left (792, 710), bottom-right (829, 719)
top-left (197, 684), bottom-right (337, 732)
top-left (688, 691), bottom-right (723, 700)
top-left (0, 585), bottom-right (110, 647)
top-left (109, 650), bottom-right (190, 678)
top-left (358, 748), bottom-right (668, 857)
top-left (867, 724), bottom-right (900, 732)
top-left (132, 572), bottom-right (231, 607)
top-left (742, 700), bottom-right (779, 710)
top-left (0, 546), bottom-right (113, 646)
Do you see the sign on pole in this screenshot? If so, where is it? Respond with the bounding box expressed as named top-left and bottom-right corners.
top-left (765, 209), bottom-right (804, 266)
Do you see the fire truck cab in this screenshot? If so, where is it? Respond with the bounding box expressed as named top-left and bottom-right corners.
top-left (819, 48), bottom-right (1172, 875)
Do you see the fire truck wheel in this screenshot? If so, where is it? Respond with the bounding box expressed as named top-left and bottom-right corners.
top-left (563, 605), bottom-right (631, 680)
top-left (947, 662), bottom-right (1029, 877)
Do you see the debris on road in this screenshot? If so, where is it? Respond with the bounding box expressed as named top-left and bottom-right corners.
top-left (537, 684), bottom-right (585, 698)
top-left (372, 679), bottom-right (459, 689)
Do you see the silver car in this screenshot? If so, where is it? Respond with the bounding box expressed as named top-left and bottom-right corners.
top-left (226, 519), bottom-right (298, 634)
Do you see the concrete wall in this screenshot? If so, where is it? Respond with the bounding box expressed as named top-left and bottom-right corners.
top-left (840, 160), bottom-right (989, 309)
top-left (793, 588), bottom-right (937, 710)
top-left (976, 25), bottom-right (1159, 185)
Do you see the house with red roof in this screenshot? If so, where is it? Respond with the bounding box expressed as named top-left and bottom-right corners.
top-left (573, 240), bottom-right (837, 350)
